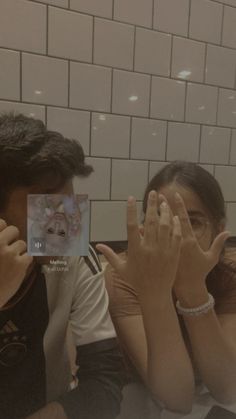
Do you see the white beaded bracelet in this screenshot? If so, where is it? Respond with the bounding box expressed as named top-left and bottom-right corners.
top-left (176, 293), bottom-right (215, 317)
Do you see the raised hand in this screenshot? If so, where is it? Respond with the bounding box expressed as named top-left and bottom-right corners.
top-left (97, 191), bottom-right (182, 295)
top-left (174, 192), bottom-right (230, 294)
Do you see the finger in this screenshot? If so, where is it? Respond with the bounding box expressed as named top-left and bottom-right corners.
top-left (127, 196), bottom-right (140, 250)
top-left (158, 194), bottom-right (174, 219)
top-left (175, 192), bottom-right (194, 238)
top-left (144, 190), bottom-right (159, 245)
top-left (0, 225), bottom-right (20, 245)
top-left (96, 244), bottom-right (124, 275)
top-left (171, 215), bottom-right (182, 254)
top-left (10, 240), bottom-right (27, 255)
top-left (0, 219), bottom-right (7, 232)
top-left (139, 225), bottom-right (144, 237)
top-left (158, 202), bottom-right (171, 247)
top-left (18, 253), bottom-right (33, 268)
top-left (208, 231), bottom-right (230, 262)
top-left (158, 193), bottom-right (174, 234)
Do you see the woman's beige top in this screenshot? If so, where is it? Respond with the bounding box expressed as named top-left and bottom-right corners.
top-left (105, 250), bottom-right (236, 319)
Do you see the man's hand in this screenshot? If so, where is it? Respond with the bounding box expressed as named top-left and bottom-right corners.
top-left (0, 219), bottom-right (33, 308)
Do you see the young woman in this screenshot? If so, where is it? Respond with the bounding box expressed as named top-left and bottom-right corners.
top-left (97, 161), bottom-right (236, 415)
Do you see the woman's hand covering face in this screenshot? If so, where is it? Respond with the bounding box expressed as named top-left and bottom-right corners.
top-left (174, 192), bottom-right (230, 292)
top-left (97, 191), bottom-right (182, 294)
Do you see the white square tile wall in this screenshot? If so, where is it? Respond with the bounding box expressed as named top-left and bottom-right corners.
top-left (70, 62), bottom-right (112, 112)
top-left (48, 7), bottom-right (93, 62)
top-left (218, 89), bottom-right (236, 128)
top-left (189, 0), bottom-right (223, 44)
top-left (200, 126), bottom-right (231, 164)
top-left (135, 28), bottom-right (171, 76)
top-left (70, 0), bottom-right (113, 18)
top-left (149, 161), bottom-right (169, 180)
top-left (226, 203), bottom-right (236, 235)
top-left (73, 157), bottom-right (111, 200)
top-left (91, 113), bottom-right (130, 158)
top-left (22, 53), bottom-right (68, 106)
top-left (167, 122), bottom-right (200, 162)
top-left (205, 45), bottom-right (236, 88)
top-left (111, 159), bottom-right (149, 200)
top-left (131, 118), bottom-right (167, 160)
top-left (114, 0), bottom-right (153, 28)
top-left (222, 5), bottom-right (236, 48)
top-left (91, 201), bottom-right (127, 241)
top-left (151, 77), bottom-right (186, 121)
top-left (229, 130), bottom-right (236, 164)
top-left (47, 107), bottom-right (90, 154)
top-left (1, 0), bottom-right (236, 241)
top-left (0, 49), bottom-right (20, 100)
top-left (94, 19), bottom-right (134, 70)
top-left (215, 166), bottom-right (236, 201)
top-left (171, 37), bottom-right (205, 83)
top-left (153, 0), bottom-right (189, 37)
top-left (0, 0), bottom-right (46, 53)
top-left (112, 70), bottom-right (150, 117)
top-left (186, 83), bottom-right (218, 125)
top-left (0, 101), bottom-right (45, 122)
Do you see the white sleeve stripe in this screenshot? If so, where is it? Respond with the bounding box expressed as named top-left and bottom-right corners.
top-left (89, 245), bottom-right (102, 272)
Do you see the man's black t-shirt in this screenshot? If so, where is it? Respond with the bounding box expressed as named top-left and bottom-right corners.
top-left (0, 268), bottom-right (49, 418)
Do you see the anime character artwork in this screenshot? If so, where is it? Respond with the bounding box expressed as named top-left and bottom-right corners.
top-left (27, 194), bottom-right (89, 256)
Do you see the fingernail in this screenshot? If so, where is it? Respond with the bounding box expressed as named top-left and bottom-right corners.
top-left (128, 196), bottom-right (135, 204)
top-left (149, 191), bottom-right (156, 199)
top-left (175, 192), bottom-right (181, 201)
top-left (160, 201), bottom-right (167, 209)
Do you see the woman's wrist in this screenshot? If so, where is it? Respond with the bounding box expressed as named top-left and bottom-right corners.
top-left (174, 282), bottom-right (209, 308)
top-left (139, 287), bottom-right (174, 315)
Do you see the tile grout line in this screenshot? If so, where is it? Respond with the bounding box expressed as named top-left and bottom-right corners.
top-left (165, 122), bottom-right (169, 161)
top-left (152, 0), bottom-right (155, 29)
top-left (68, 60), bottom-right (70, 108)
top-left (198, 124), bottom-right (202, 163)
top-left (187, 0), bottom-right (191, 38)
top-left (89, 112), bottom-right (92, 156)
top-left (148, 76), bottom-right (152, 119)
top-left (228, 128), bottom-right (233, 165)
top-left (46, 5), bottom-right (49, 56)
top-left (203, 42), bottom-right (208, 84)
top-left (112, 0), bottom-right (115, 19)
top-left (92, 16), bottom-right (95, 64)
top-left (220, 4), bottom-right (225, 46)
top-left (19, 52), bottom-right (22, 102)
top-left (109, 158), bottom-right (113, 200)
top-left (132, 25), bottom-right (136, 72)
top-left (129, 117), bottom-right (133, 159)
top-left (215, 87), bottom-right (220, 127)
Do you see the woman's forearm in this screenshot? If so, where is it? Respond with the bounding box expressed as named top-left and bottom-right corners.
top-left (177, 284), bottom-right (236, 404)
top-left (139, 290), bottom-right (195, 413)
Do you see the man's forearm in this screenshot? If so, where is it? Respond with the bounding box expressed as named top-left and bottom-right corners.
top-left (26, 402), bottom-right (67, 419)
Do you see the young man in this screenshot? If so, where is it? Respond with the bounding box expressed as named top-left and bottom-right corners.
top-left (0, 113), bottom-right (124, 419)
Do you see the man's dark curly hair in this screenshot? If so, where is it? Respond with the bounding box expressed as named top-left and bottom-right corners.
top-left (0, 112), bottom-right (93, 209)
